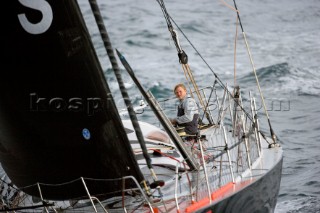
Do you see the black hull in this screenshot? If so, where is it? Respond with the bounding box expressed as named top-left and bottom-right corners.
top-left (197, 157), bottom-right (283, 213)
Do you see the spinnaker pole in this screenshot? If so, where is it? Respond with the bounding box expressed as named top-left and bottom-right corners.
top-left (116, 49), bottom-right (198, 170)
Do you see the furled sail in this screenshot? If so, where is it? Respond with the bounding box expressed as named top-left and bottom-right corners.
top-left (0, 0), bottom-right (143, 200)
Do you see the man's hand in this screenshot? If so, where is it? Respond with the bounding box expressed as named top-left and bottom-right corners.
top-left (170, 118), bottom-right (177, 126)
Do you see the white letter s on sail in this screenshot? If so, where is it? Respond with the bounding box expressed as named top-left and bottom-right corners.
top-left (18, 0), bottom-right (53, 34)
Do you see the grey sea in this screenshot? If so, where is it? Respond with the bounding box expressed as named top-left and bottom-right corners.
top-left (78, 0), bottom-right (320, 212)
top-left (2, 0), bottom-right (315, 212)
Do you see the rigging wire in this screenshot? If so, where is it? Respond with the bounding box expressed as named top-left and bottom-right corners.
top-left (156, 0), bottom-right (188, 64)
top-left (233, 13), bottom-right (239, 87)
top-left (231, 0), bottom-right (277, 145)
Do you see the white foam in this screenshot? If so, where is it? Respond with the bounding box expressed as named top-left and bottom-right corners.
top-left (275, 197), bottom-right (320, 213)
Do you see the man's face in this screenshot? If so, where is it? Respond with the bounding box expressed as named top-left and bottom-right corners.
top-left (175, 86), bottom-right (187, 100)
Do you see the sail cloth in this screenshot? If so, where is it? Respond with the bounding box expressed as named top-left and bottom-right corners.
top-left (0, 0), bottom-right (143, 200)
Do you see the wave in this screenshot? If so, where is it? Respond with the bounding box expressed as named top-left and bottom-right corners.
top-left (239, 62), bottom-right (290, 85)
top-left (148, 83), bottom-right (173, 99)
top-left (238, 62), bottom-right (320, 97)
top-left (275, 197), bottom-right (320, 213)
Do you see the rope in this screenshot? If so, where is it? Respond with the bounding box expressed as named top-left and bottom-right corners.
top-left (234, 15), bottom-right (239, 87)
top-left (231, 0), bottom-right (277, 144)
top-left (219, 0), bottom-right (238, 13)
top-left (156, 0), bottom-right (188, 64)
top-left (182, 64), bottom-right (208, 113)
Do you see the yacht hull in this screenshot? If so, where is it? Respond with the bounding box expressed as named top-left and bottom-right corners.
top-left (197, 156), bottom-right (283, 213)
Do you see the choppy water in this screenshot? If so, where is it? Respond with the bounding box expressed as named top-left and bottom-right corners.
top-left (88, 0), bottom-right (319, 212)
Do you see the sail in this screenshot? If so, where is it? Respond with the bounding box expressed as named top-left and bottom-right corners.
top-left (0, 0), bottom-right (144, 200)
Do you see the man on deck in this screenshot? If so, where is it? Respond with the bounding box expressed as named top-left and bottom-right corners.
top-left (170, 83), bottom-right (199, 135)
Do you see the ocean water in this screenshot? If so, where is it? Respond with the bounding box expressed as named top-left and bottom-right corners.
top-left (85, 0), bottom-right (319, 212)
